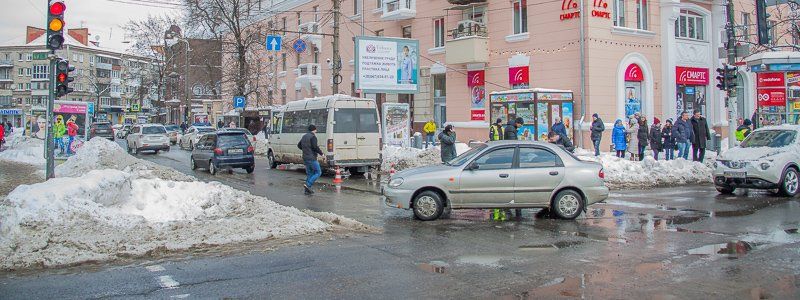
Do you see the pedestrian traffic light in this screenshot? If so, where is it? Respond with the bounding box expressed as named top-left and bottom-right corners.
top-left (756, 0), bottom-right (770, 45)
top-left (46, 0), bottom-right (66, 50)
top-left (716, 67), bottom-right (727, 91)
top-left (54, 59), bottom-right (74, 98)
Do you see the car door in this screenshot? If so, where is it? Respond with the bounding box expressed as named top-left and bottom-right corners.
top-left (514, 146), bottom-right (566, 204)
top-left (192, 135), bottom-right (206, 165)
top-left (455, 147), bottom-right (517, 207)
top-left (127, 126), bottom-right (140, 148)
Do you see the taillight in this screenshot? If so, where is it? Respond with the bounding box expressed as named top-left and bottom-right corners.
top-left (599, 168), bottom-right (605, 179)
top-left (327, 139), bottom-right (334, 152)
top-left (213, 148), bottom-right (223, 155)
top-left (247, 146), bottom-right (254, 153)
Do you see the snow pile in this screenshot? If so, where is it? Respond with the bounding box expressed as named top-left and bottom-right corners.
top-left (575, 148), bottom-right (713, 189)
top-left (253, 134), bottom-right (270, 156)
top-left (0, 129), bottom-right (45, 166)
top-left (380, 142), bottom-right (471, 172)
top-left (55, 138), bottom-right (193, 181)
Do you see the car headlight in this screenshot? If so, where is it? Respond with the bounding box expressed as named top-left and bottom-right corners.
top-left (388, 177), bottom-right (404, 187)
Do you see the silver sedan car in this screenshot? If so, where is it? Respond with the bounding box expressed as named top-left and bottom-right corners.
top-left (382, 141), bottom-right (609, 221)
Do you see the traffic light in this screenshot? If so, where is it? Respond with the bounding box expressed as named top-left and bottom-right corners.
top-left (46, 0), bottom-right (66, 50)
top-left (724, 66), bottom-right (738, 90)
top-left (54, 59), bottom-right (74, 98)
top-left (716, 67), bottom-right (727, 91)
top-left (756, 0), bottom-right (770, 45)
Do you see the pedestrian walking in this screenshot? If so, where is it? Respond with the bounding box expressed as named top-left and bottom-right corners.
top-left (627, 117), bottom-right (640, 161)
top-left (489, 118), bottom-right (504, 141)
top-left (590, 113), bottom-right (605, 156)
top-left (503, 118), bottom-right (519, 140)
top-left (548, 131), bottom-right (575, 152)
top-left (180, 122), bottom-right (187, 134)
top-left (636, 116), bottom-right (650, 161)
top-left (649, 118), bottom-right (663, 160)
top-left (735, 119), bottom-right (752, 142)
top-left (674, 111), bottom-right (693, 160)
top-left (438, 125), bottom-right (457, 163)
top-left (611, 119), bottom-right (627, 158)
top-left (298, 124), bottom-right (324, 195)
top-left (424, 119), bottom-right (437, 148)
top-left (217, 120), bottom-right (224, 129)
top-left (690, 110), bottom-right (710, 162)
top-left (551, 117), bottom-right (568, 140)
top-left (662, 119), bottom-right (676, 160)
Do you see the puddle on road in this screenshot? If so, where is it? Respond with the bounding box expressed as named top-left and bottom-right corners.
top-left (418, 261), bottom-right (448, 274)
top-left (687, 241), bottom-right (755, 259)
top-left (518, 240), bottom-right (584, 251)
top-left (455, 255), bottom-right (504, 268)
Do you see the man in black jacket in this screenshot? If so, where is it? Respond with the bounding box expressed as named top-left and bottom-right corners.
top-left (548, 131), bottom-right (575, 152)
top-left (298, 124), bottom-right (324, 195)
top-left (590, 113), bottom-right (605, 156)
top-left (690, 110), bottom-right (710, 162)
top-left (503, 118), bottom-right (519, 140)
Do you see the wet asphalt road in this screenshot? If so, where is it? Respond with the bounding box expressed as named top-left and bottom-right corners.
top-left (2, 143), bottom-right (800, 299)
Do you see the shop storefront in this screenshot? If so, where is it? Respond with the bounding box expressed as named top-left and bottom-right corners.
top-left (754, 71), bottom-right (800, 126)
top-left (489, 89), bottom-right (574, 141)
top-left (0, 108), bottom-right (24, 128)
top-left (624, 64), bottom-right (644, 117)
top-left (675, 66), bottom-right (710, 116)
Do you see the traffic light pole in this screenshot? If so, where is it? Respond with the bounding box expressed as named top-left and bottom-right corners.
top-left (45, 54), bottom-right (57, 179)
top-left (725, 0), bottom-right (738, 149)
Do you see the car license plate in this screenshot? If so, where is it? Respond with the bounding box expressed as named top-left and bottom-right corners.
top-left (228, 149), bottom-right (244, 155)
top-left (724, 171), bottom-right (746, 178)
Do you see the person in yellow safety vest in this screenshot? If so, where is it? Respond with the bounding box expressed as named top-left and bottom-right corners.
top-left (735, 119), bottom-right (752, 142)
top-left (489, 118), bottom-right (504, 141)
top-left (423, 120), bottom-right (436, 148)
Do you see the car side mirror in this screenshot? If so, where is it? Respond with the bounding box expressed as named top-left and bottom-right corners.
top-left (467, 162), bottom-right (479, 171)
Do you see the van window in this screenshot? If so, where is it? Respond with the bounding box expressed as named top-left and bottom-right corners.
top-left (281, 109), bottom-right (328, 133)
top-left (142, 126), bottom-right (166, 134)
top-left (334, 108), bottom-right (378, 133)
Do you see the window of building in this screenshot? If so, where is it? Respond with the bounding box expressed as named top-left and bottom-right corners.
top-left (18, 68), bottom-right (23, 76)
top-left (25, 68), bottom-right (31, 76)
top-left (402, 25), bottom-right (412, 38)
top-left (377, 0), bottom-right (382, 9)
top-left (17, 83), bottom-right (23, 90)
top-left (742, 12), bottom-right (751, 39)
top-left (375, 29), bottom-right (384, 37)
top-left (32, 64), bottom-right (48, 80)
top-left (73, 54), bottom-right (78, 61)
top-left (636, 0), bottom-right (648, 30)
top-left (281, 88), bottom-right (287, 102)
top-left (462, 5), bottom-right (486, 24)
top-left (25, 83), bottom-right (30, 90)
top-left (297, 12), bottom-right (301, 26)
top-left (79, 54), bottom-right (84, 63)
top-left (282, 17), bottom-right (287, 30)
top-left (675, 10), bottom-right (705, 41)
top-left (112, 70), bottom-right (120, 79)
top-left (313, 46), bottom-right (319, 63)
top-left (354, 0), bottom-right (361, 15)
top-left (434, 18), bottom-right (445, 48)
top-left (26, 53), bottom-right (32, 61)
top-left (513, 0), bottom-right (527, 34)
top-left (18, 53), bottom-right (23, 61)
top-left (769, 20), bottom-right (778, 44)
top-left (614, 0), bottom-right (625, 27)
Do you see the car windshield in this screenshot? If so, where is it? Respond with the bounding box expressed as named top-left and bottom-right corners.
top-left (197, 127), bottom-right (215, 133)
top-left (741, 130), bottom-right (797, 148)
top-left (218, 134), bottom-right (249, 148)
top-left (142, 126), bottom-right (166, 134)
top-left (165, 125), bottom-right (179, 131)
top-left (447, 144), bottom-right (487, 166)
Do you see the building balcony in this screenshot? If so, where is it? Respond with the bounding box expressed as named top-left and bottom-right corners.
top-left (294, 63), bottom-right (321, 92)
top-left (96, 62), bottom-right (113, 70)
top-left (0, 60), bottom-right (12, 68)
top-left (382, 0), bottom-right (415, 21)
top-left (110, 91), bottom-right (121, 98)
top-left (445, 21), bottom-right (489, 65)
top-left (299, 21), bottom-right (323, 49)
top-left (0, 78), bottom-right (12, 82)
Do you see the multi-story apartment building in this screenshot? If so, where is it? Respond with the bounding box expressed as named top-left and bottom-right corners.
top-left (228, 0), bottom-right (799, 146)
top-left (0, 26), bottom-right (161, 126)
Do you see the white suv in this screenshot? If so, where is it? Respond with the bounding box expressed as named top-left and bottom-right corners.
top-left (126, 124), bottom-right (170, 154)
top-left (714, 125), bottom-right (800, 196)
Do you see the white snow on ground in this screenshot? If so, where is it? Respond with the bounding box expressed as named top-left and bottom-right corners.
top-left (253, 134), bottom-right (270, 156)
top-left (0, 129), bottom-right (45, 166)
top-left (380, 142), bottom-right (470, 172)
top-left (0, 138), bottom-right (371, 270)
top-left (574, 148), bottom-right (713, 189)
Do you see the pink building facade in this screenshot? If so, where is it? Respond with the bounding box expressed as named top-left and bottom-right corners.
top-left (235, 0), bottom-right (787, 147)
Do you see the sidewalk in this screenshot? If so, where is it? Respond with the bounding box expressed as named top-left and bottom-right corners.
top-left (0, 161), bottom-right (42, 197)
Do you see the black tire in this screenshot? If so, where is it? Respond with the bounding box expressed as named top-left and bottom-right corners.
top-left (268, 151), bottom-right (278, 169)
top-left (209, 160), bottom-right (217, 175)
top-left (552, 190), bottom-right (584, 220)
top-left (245, 165), bottom-right (254, 174)
top-left (716, 186), bottom-right (736, 194)
top-left (779, 167), bottom-right (799, 197)
top-left (190, 156), bottom-right (197, 170)
top-left (412, 191), bottom-right (444, 221)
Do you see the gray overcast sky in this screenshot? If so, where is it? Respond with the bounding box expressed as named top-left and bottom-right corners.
top-left (0, 0), bottom-right (179, 51)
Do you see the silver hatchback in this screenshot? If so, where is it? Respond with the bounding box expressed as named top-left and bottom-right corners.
top-left (382, 141), bottom-right (609, 220)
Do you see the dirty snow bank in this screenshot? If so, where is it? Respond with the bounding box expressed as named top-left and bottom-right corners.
top-left (381, 142), bottom-right (471, 172)
top-left (574, 148), bottom-right (713, 189)
top-left (0, 129), bottom-right (45, 166)
top-left (253, 134), bottom-right (270, 156)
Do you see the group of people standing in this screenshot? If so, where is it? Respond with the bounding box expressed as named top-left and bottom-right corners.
top-left (601, 110), bottom-right (712, 162)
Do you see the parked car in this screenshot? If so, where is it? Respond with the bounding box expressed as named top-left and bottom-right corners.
top-left (382, 141), bottom-right (609, 221)
top-left (89, 122), bottom-right (114, 140)
top-left (164, 124), bottom-right (180, 145)
top-left (714, 125), bottom-right (800, 196)
top-left (116, 124), bottom-right (132, 139)
top-left (179, 126), bottom-right (215, 150)
top-left (125, 124), bottom-right (170, 154)
top-left (271, 95), bottom-right (380, 173)
top-left (190, 131), bottom-right (255, 175)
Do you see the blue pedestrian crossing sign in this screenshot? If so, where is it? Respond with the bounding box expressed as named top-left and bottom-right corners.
top-left (266, 35), bottom-right (282, 51)
top-left (293, 39), bottom-right (307, 53)
top-left (233, 96), bottom-right (246, 109)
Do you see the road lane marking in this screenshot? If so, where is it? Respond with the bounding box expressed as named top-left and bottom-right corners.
top-left (170, 294), bottom-right (190, 298)
top-left (159, 275), bottom-right (180, 289)
top-left (146, 265), bottom-right (165, 272)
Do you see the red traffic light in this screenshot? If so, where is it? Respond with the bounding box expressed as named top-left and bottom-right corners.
top-left (57, 72), bottom-right (67, 83)
top-left (49, 2), bottom-right (65, 15)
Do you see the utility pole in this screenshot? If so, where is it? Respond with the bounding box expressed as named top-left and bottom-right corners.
top-left (45, 54), bottom-right (56, 179)
top-left (332, 0), bottom-right (341, 94)
top-left (725, 0), bottom-right (738, 149)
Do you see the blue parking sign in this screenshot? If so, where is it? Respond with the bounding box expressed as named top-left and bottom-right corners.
top-left (233, 96), bottom-right (246, 108)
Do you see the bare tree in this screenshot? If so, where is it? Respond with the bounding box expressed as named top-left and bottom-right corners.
top-left (122, 14), bottom-right (180, 110)
top-left (734, 2), bottom-right (800, 60)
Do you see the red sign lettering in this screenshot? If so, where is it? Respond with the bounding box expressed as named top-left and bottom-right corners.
top-left (756, 72), bottom-right (785, 88)
top-left (676, 66), bottom-right (709, 85)
top-left (757, 88), bottom-right (786, 107)
top-left (471, 109), bottom-right (486, 121)
top-left (508, 66), bottom-right (530, 85)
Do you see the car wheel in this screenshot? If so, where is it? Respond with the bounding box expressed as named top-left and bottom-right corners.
top-left (209, 160), bottom-right (217, 175)
top-left (245, 165), bottom-right (255, 174)
top-left (552, 190), bottom-right (584, 220)
top-left (412, 191), bottom-right (444, 221)
top-left (716, 186), bottom-right (736, 195)
top-left (268, 151), bottom-right (277, 169)
top-left (779, 167), bottom-right (799, 197)
top-left (190, 156), bottom-right (197, 170)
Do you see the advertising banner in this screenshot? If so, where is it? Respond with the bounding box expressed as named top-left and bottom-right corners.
top-left (382, 103), bottom-right (411, 147)
top-left (562, 102), bottom-right (574, 140)
top-left (468, 70), bottom-right (486, 121)
top-left (52, 101), bottom-right (89, 159)
top-left (757, 88), bottom-right (787, 107)
top-left (508, 66), bottom-right (530, 86)
top-left (624, 64), bottom-right (643, 81)
top-left (757, 72), bottom-right (786, 88)
top-left (676, 66), bottom-right (710, 85)
top-left (355, 36), bottom-right (419, 94)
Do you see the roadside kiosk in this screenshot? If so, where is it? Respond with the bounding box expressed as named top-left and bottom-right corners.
top-left (489, 88), bottom-right (575, 141)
